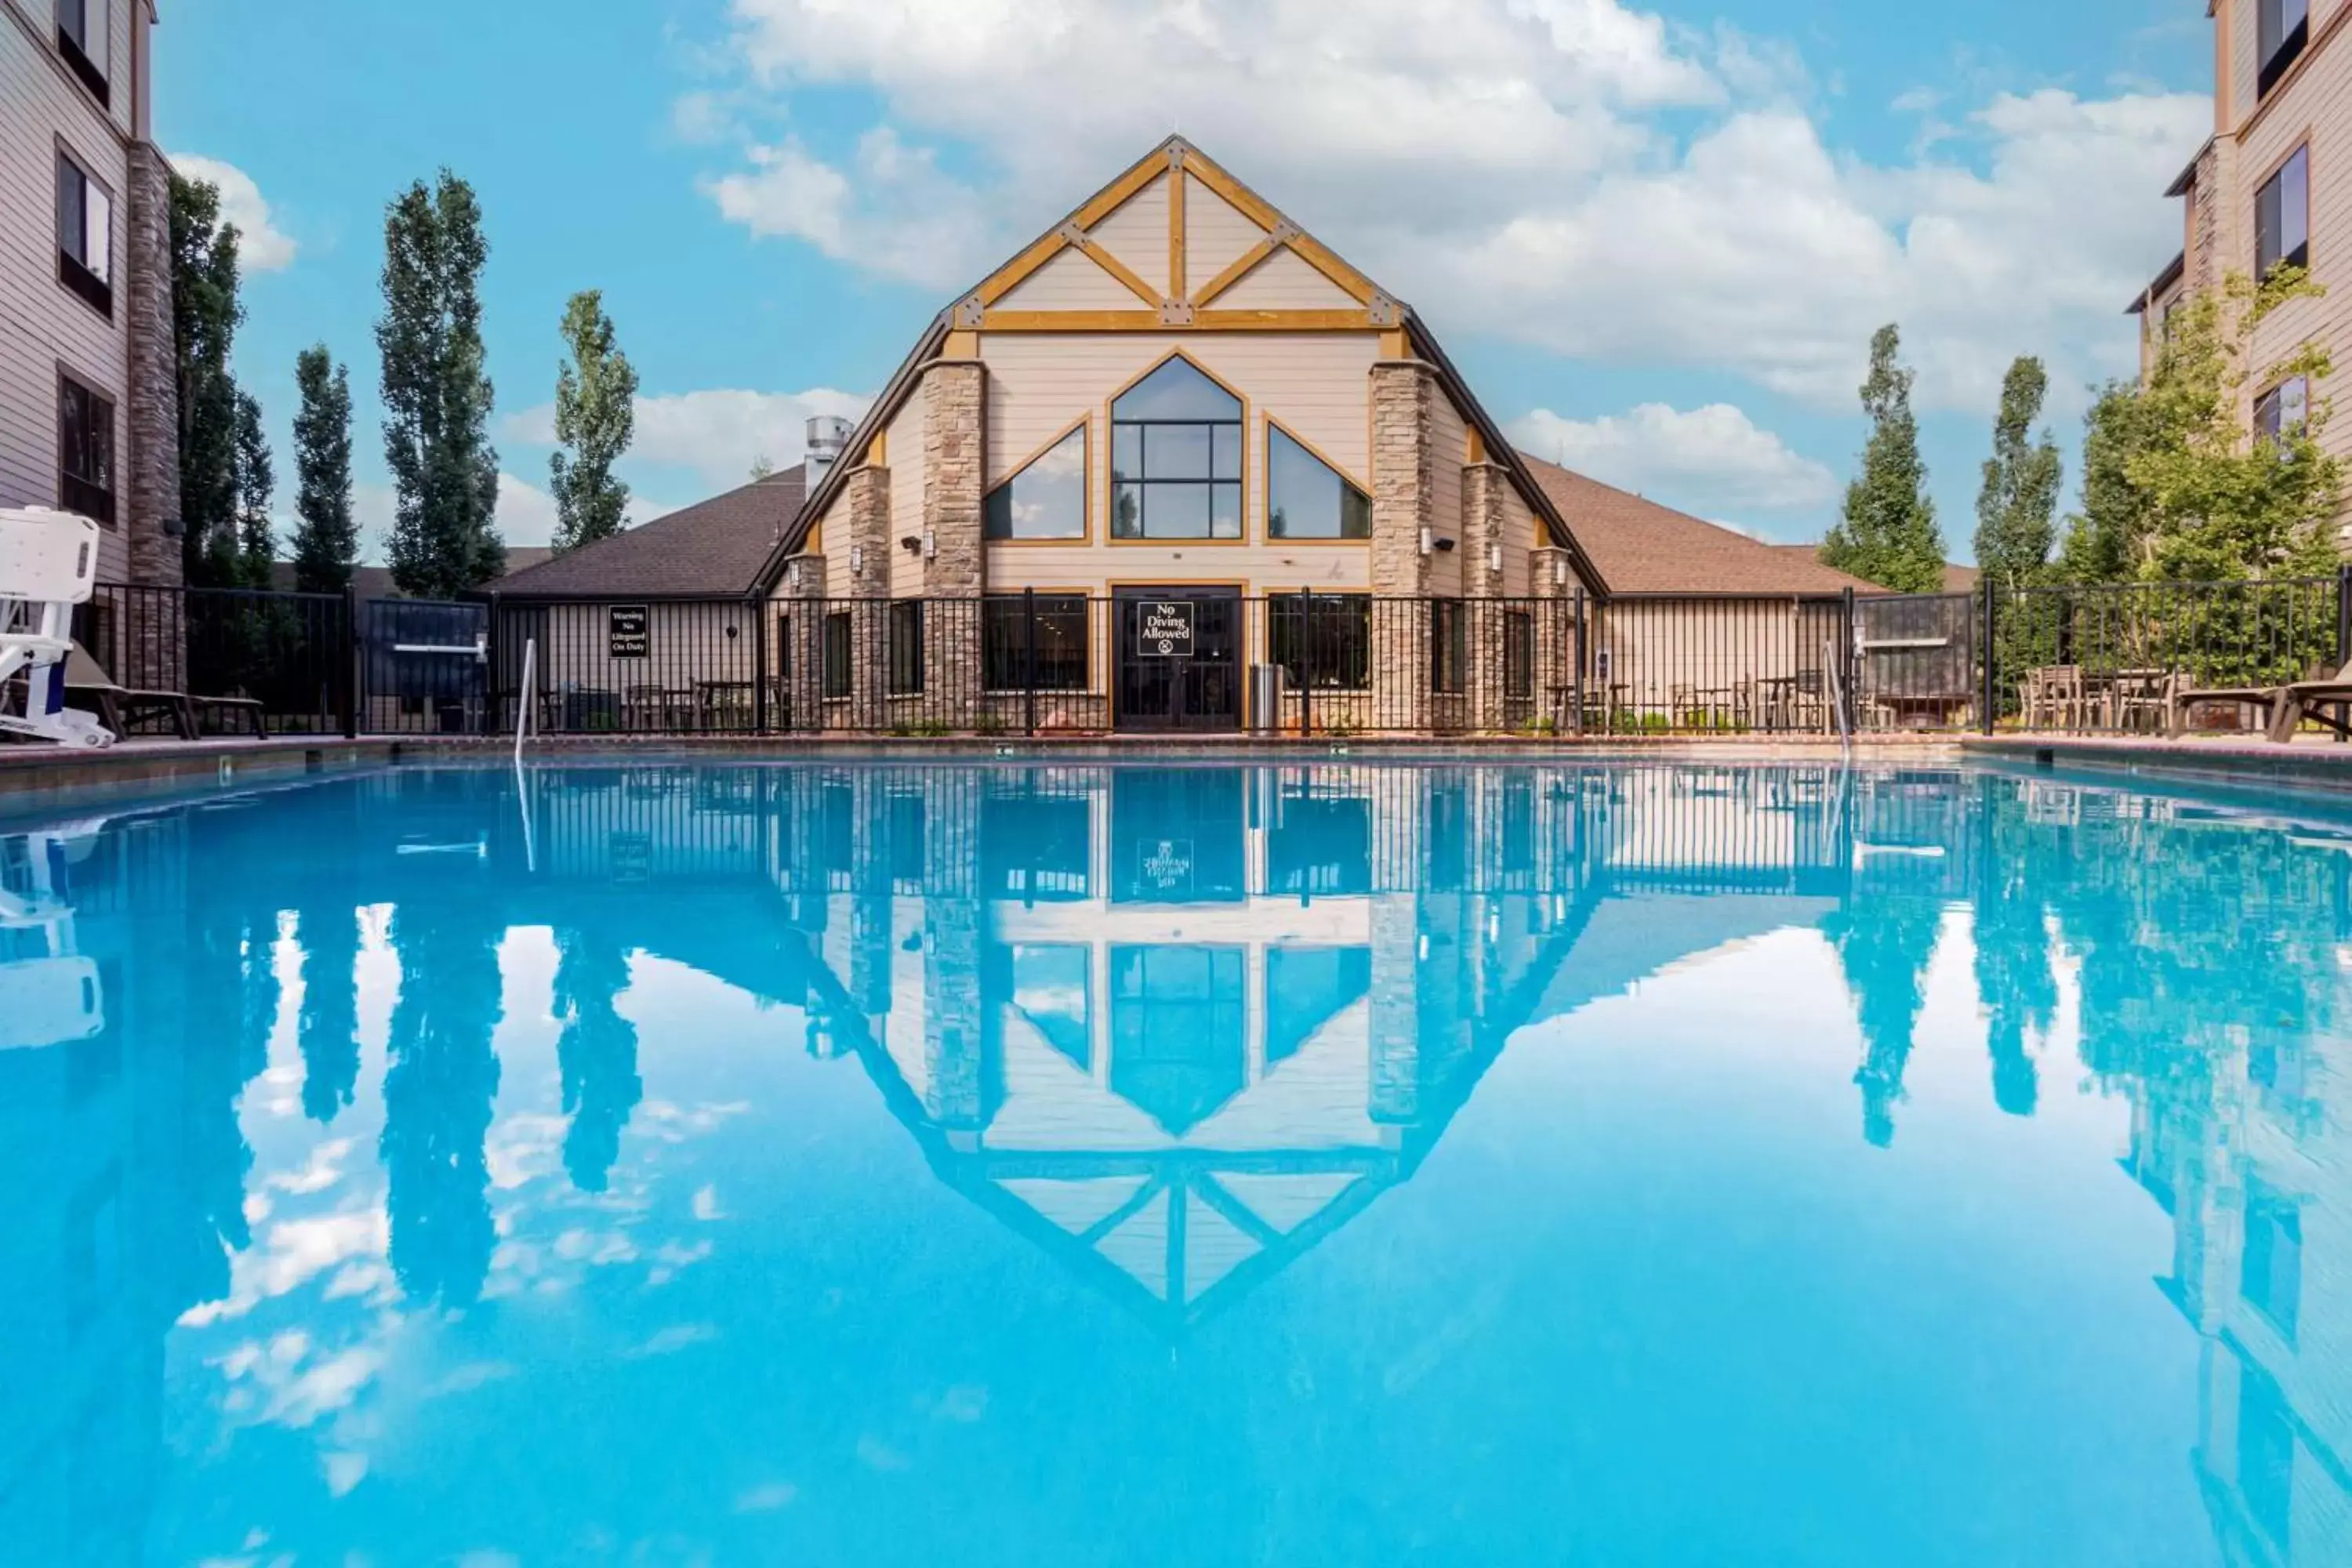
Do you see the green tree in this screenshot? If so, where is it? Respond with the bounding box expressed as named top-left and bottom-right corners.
top-left (1820, 324), bottom-right (1946, 593)
top-left (549, 290), bottom-right (638, 551)
top-left (2056, 382), bottom-right (2163, 583)
top-left (290, 346), bottom-right (358, 594)
top-left (2131, 267), bottom-right (2342, 582)
top-left (169, 174), bottom-right (245, 586)
top-left (233, 390), bottom-right (275, 588)
top-left (748, 454), bottom-right (776, 482)
top-left (377, 170), bottom-right (504, 598)
top-left (1973, 356), bottom-right (2062, 588)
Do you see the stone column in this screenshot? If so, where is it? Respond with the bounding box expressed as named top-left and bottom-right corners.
top-left (839, 467), bottom-right (891, 729)
top-left (124, 143), bottom-right (184, 691)
top-left (1530, 546), bottom-right (1575, 734)
top-left (1370, 360), bottom-right (1437, 732)
top-left (1461, 463), bottom-right (1510, 731)
top-left (922, 360), bottom-right (986, 728)
top-left (780, 554), bottom-right (828, 732)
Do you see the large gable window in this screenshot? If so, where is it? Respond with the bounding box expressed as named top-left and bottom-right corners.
top-left (2259, 0), bottom-right (2308, 98)
top-left (1111, 356), bottom-right (1242, 540)
top-left (985, 424), bottom-right (1087, 539)
top-left (1267, 424), bottom-right (1369, 539)
top-left (2256, 147), bottom-right (2309, 279)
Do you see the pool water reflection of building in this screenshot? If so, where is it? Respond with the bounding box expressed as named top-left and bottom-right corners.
top-left (1, 761), bottom-right (2347, 1564)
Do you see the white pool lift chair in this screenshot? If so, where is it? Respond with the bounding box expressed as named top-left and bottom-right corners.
top-left (0, 505), bottom-right (114, 748)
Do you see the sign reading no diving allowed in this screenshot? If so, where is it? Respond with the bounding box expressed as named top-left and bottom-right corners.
top-left (609, 604), bottom-right (650, 659)
top-left (1137, 601), bottom-right (1196, 658)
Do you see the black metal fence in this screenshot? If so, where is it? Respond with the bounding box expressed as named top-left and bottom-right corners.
top-left (16, 572), bottom-right (2352, 743)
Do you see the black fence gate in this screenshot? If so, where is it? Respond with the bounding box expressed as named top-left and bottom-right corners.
top-left (359, 598), bottom-right (489, 735)
top-left (1854, 592), bottom-right (1976, 731)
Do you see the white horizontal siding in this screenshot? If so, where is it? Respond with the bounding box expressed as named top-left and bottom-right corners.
top-left (1214, 248), bottom-right (1359, 312)
top-left (994, 247), bottom-right (1144, 313)
top-left (1183, 173), bottom-right (1263, 285)
top-left (1086, 171), bottom-right (1169, 299)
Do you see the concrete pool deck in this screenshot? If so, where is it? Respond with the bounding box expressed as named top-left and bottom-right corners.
top-left (6, 728), bottom-right (2352, 814)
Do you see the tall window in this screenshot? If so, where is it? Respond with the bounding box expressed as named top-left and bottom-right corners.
top-left (1430, 601), bottom-right (1467, 695)
top-left (56, 0), bottom-right (110, 104)
top-left (56, 151), bottom-right (112, 318)
top-left (1268, 593), bottom-right (1370, 690)
top-left (2243, 1176), bottom-right (2303, 1340)
top-left (1111, 356), bottom-right (1242, 539)
top-left (982, 594), bottom-right (1090, 690)
top-left (1503, 608), bottom-right (1534, 699)
top-left (2259, 0), bottom-right (2309, 97)
top-left (58, 372), bottom-right (114, 527)
top-left (2256, 376), bottom-right (2310, 443)
top-left (2256, 147), bottom-right (2309, 278)
top-left (822, 612), bottom-right (851, 699)
top-left (1267, 425), bottom-right (1370, 539)
top-left (887, 600), bottom-right (924, 695)
top-left (985, 424), bottom-right (1087, 539)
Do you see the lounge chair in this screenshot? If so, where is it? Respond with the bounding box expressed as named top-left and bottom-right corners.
top-left (64, 641), bottom-right (268, 740)
top-left (2165, 657), bottom-right (2352, 741)
top-left (2266, 659), bottom-right (2352, 742)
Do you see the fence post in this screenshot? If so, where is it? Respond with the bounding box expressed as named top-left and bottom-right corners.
top-left (1572, 588), bottom-right (1585, 735)
top-left (1980, 579), bottom-right (1998, 736)
top-left (339, 586), bottom-right (360, 739)
top-left (1298, 590), bottom-right (1314, 739)
top-left (2336, 564), bottom-right (2351, 669)
top-left (753, 597), bottom-right (770, 733)
top-left (1024, 586), bottom-right (1038, 738)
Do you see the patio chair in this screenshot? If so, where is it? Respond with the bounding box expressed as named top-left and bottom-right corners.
top-left (2264, 656), bottom-right (2352, 742)
top-left (2161, 662), bottom-right (2336, 740)
top-left (0, 506), bottom-right (113, 748)
top-left (63, 641), bottom-right (267, 739)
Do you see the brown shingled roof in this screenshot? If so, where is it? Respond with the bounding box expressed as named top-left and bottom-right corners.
top-left (492, 467), bottom-right (808, 598)
top-left (1519, 459), bottom-right (1884, 596)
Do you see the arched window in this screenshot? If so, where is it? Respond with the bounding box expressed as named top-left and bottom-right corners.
top-left (985, 423), bottom-right (1087, 539)
top-left (1266, 425), bottom-right (1370, 539)
top-left (1110, 356), bottom-right (1242, 539)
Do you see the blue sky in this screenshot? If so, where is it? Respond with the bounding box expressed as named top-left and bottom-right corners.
top-left (155, 0), bottom-right (2209, 562)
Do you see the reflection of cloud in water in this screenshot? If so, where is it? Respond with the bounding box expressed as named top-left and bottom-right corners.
top-left (180, 1207), bottom-right (390, 1327)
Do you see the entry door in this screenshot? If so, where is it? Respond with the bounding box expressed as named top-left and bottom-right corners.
top-left (1114, 588), bottom-right (1241, 731)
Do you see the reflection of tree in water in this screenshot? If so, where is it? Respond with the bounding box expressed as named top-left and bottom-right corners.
top-left (554, 928), bottom-right (641, 1193)
top-left (380, 904), bottom-right (503, 1306)
top-left (297, 904), bottom-right (362, 1123)
top-left (178, 902), bottom-right (263, 1303)
top-left (1826, 897), bottom-right (1945, 1149)
top-left (1970, 800), bottom-right (2056, 1117)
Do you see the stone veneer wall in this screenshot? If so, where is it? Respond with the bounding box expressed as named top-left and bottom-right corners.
top-left (1530, 546), bottom-right (1577, 733)
top-left (840, 466), bottom-right (892, 728)
top-left (779, 554), bottom-right (829, 732)
top-left (1370, 360), bottom-right (1437, 731)
top-left (124, 143), bottom-right (185, 687)
top-left (921, 361), bottom-right (985, 724)
top-left (1461, 463), bottom-right (1510, 730)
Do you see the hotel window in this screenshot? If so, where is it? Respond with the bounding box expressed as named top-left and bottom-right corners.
top-left (58, 372), bottom-right (115, 527)
top-left (1267, 593), bottom-right (1370, 690)
top-left (982, 593), bottom-right (1090, 691)
top-left (2256, 376), bottom-right (2310, 444)
top-left (984, 425), bottom-right (1087, 539)
top-left (2256, 147), bottom-right (2309, 279)
top-left (822, 612), bottom-right (851, 699)
top-left (2259, 0), bottom-right (2308, 98)
top-left (56, 150), bottom-right (112, 319)
top-left (1110, 356), bottom-right (1242, 539)
top-left (1267, 425), bottom-right (1370, 539)
top-left (56, 0), bottom-right (110, 107)
top-left (886, 600), bottom-right (924, 695)
top-left (1430, 600), bottom-right (1468, 695)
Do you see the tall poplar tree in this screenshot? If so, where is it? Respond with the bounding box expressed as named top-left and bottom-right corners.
top-left (1820, 324), bottom-right (1946, 594)
top-left (169, 174), bottom-right (245, 585)
top-left (549, 290), bottom-right (638, 551)
top-left (232, 390), bottom-right (275, 588)
top-left (290, 346), bottom-right (358, 594)
top-left (1973, 355), bottom-right (2063, 589)
top-left (377, 170), bottom-right (504, 598)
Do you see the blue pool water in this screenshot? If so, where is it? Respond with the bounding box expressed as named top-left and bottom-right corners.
top-left (2, 759), bottom-right (2347, 1566)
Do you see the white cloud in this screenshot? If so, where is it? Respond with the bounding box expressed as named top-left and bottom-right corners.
top-left (169, 154), bottom-right (298, 271)
top-left (495, 473), bottom-right (561, 548)
top-left (1509, 402), bottom-right (1839, 518)
top-left (687, 2), bottom-right (2205, 414)
top-left (501, 387), bottom-right (872, 491)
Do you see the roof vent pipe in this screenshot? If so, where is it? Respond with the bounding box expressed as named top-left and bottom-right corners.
top-left (803, 415), bottom-right (854, 492)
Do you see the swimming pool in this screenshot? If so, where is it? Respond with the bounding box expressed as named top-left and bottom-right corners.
top-left (1, 758), bottom-right (2343, 1566)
